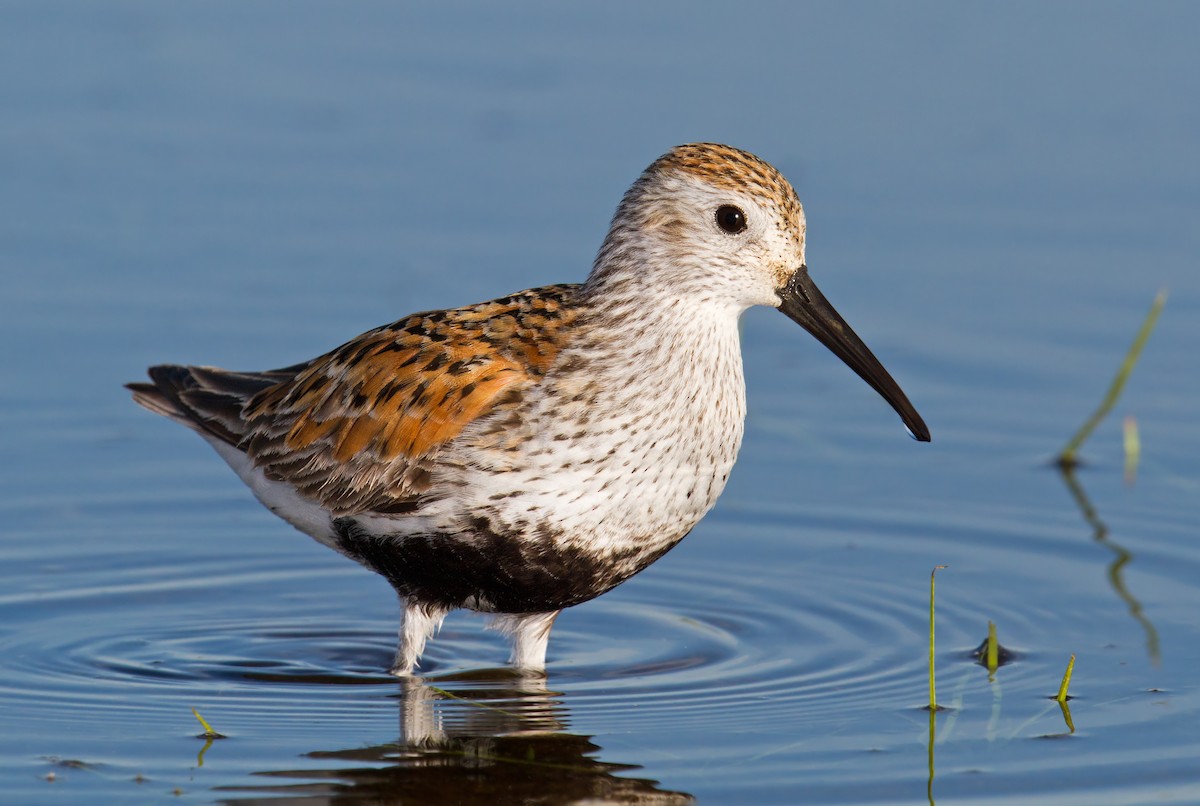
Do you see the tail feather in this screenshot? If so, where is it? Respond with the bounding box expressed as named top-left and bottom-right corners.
top-left (126, 364), bottom-right (300, 448)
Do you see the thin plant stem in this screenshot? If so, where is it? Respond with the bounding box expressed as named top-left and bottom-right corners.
top-left (1123, 415), bottom-right (1140, 485)
top-left (1059, 290), bottom-right (1166, 467)
top-left (929, 565), bottom-right (948, 710)
top-left (986, 620), bottom-right (999, 675)
top-left (191, 707), bottom-right (223, 739)
top-left (1056, 654), bottom-right (1076, 703)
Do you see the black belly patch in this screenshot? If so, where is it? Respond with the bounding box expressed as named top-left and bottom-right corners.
top-left (332, 516), bottom-right (681, 614)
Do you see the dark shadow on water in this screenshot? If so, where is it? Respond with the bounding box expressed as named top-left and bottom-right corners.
top-left (1057, 465), bottom-right (1161, 665)
top-left (215, 672), bottom-right (693, 805)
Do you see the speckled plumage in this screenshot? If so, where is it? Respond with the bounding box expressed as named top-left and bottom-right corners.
top-left (128, 143), bottom-right (930, 675)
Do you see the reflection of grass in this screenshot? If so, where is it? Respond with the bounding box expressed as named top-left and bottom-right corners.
top-left (427, 685), bottom-right (527, 718)
top-left (1057, 290), bottom-right (1166, 468)
top-left (1059, 466), bottom-right (1161, 665)
top-left (190, 708), bottom-right (225, 769)
top-left (923, 569), bottom-right (951, 803)
top-left (1052, 291), bottom-right (1164, 666)
top-left (926, 708), bottom-right (936, 806)
top-left (1056, 698), bottom-right (1076, 735)
top-left (1053, 656), bottom-right (1077, 735)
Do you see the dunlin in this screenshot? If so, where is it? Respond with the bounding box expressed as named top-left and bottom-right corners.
top-left (129, 143), bottom-right (930, 675)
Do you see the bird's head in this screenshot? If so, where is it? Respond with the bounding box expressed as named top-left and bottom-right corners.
top-left (591, 142), bottom-right (930, 442)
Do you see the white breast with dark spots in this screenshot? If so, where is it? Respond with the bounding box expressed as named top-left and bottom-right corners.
top-left (443, 298), bottom-right (748, 558)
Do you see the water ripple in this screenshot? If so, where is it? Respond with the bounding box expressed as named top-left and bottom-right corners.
top-left (3, 492), bottom-right (1200, 802)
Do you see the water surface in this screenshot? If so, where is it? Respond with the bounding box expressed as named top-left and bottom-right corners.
top-left (2, 2), bottom-right (1198, 803)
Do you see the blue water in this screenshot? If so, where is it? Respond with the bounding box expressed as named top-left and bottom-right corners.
top-left (2, 2), bottom-right (1199, 803)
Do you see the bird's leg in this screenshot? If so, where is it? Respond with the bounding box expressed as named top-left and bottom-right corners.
top-left (391, 598), bottom-right (447, 676)
top-left (489, 611), bottom-right (560, 672)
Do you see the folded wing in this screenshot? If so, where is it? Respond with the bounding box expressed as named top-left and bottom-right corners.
top-left (128, 285), bottom-right (579, 515)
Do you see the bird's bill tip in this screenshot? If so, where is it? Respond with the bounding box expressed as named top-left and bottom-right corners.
top-left (778, 267), bottom-right (930, 443)
top-left (905, 422), bottom-right (932, 443)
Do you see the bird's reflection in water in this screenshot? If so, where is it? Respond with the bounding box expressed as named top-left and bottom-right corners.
top-left (219, 671), bottom-right (693, 805)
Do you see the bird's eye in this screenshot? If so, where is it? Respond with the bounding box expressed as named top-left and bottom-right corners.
top-left (715, 205), bottom-right (747, 234)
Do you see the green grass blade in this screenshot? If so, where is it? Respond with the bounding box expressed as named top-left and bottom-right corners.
top-left (1056, 654), bottom-right (1076, 703)
top-left (986, 620), bottom-right (998, 675)
top-left (929, 565), bottom-right (948, 710)
top-left (1059, 290), bottom-right (1166, 467)
top-left (1123, 415), bottom-right (1141, 485)
top-left (190, 707), bottom-right (225, 739)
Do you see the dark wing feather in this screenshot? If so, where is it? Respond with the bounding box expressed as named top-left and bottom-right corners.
top-left (127, 365), bottom-right (294, 446)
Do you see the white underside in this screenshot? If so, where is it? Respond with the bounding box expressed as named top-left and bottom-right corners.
top-left (200, 434), bottom-right (562, 675)
top-left (205, 436), bottom-right (339, 547)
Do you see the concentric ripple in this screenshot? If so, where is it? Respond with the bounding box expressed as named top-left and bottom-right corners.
top-left (5, 487), bottom-right (1200, 802)
top-left (0, 501), bottom-right (1184, 729)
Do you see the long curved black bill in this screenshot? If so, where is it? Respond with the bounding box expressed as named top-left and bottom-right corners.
top-left (778, 266), bottom-right (931, 442)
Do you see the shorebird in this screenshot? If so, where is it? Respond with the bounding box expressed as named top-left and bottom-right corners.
top-left (128, 143), bottom-right (930, 676)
